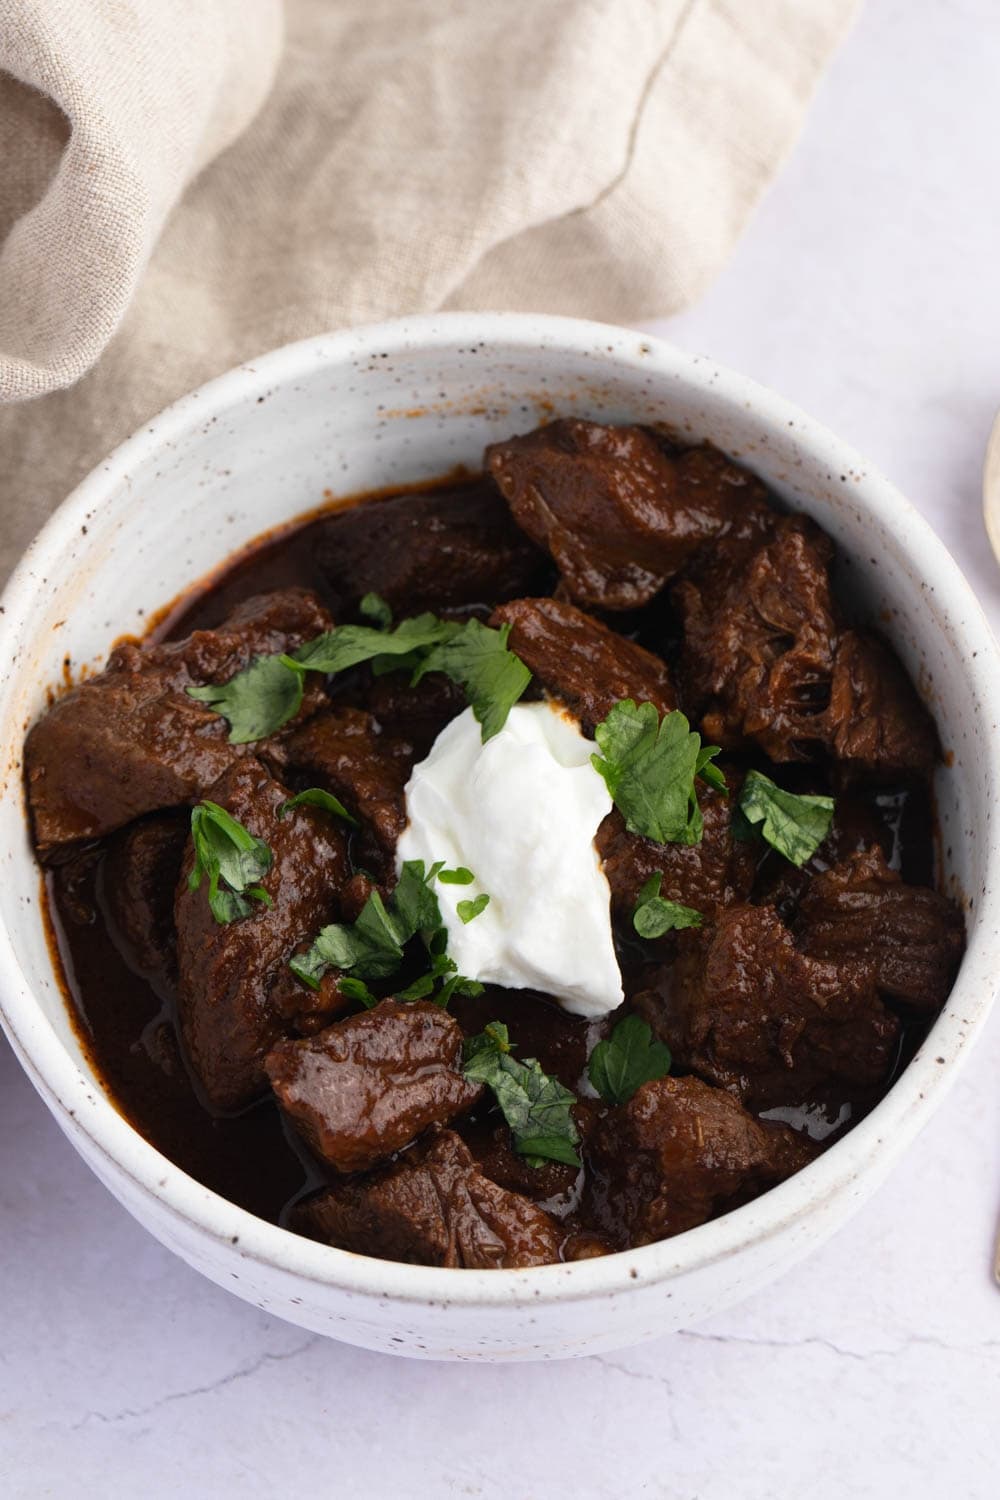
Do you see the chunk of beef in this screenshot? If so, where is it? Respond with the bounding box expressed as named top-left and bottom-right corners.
top-left (315, 481), bottom-right (549, 617)
top-left (365, 671), bottom-right (467, 759)
top-left (267, 707), bottom-right (413, 872)
top-left (796, 848), bottom-right (963, 1011)
top-left (825, 631), bottom-right (938, 781)
top-left (267, 960), bottom-right (354, 1037)
top-left (99, 812), bottom-right (188, 994)
top-left (490, 596), bottom-right (674, 734)
top-left (595, 773), bottom-right (755, 922)
top-left (266, 1000), bottom-right (482, 1172)
top-left (175, 757), bottom-right (349, 1113)
top-left (462, 1121), bottom-right (580, 1206)
top-left (290, 1127), bottom-right (561, 1267)
top-left (675, 517), bottom-right (838, 761)
top-left (645, 904), bottom-right (899, 1111)
top-left (26, 589), bottom-right (332, 854)
top-left (587, 1075), bottom-right (813, 1246)
top-left (486, 420), bottom-right (774, 609)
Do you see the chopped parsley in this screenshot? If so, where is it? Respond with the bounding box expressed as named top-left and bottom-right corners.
top-left (187, 654), bottom-right (303, 745)
top-left (463, 1022), bottom-right (581, 1168)
top-left (285, 612), bottom-right (457, 676)
top-left (277, 787), bottom-right (358, 825)
top-left (187, 801), bottom-right (274, 924)
top-left (188, 611), bottom-right (531, 744)
top-left (413, 618), bottom-right (532, 742)
top-left (591, 700), bottom-right (726, 846)
top-left (359, 592), bottom-right (393, 629)
top-left (290, 859), bottom-right (482, 1007)
top-left (587, 1015), bottom-right (672, 1106)
top-left (737, 769), bottom-right (834, 867)
top-left (631, 874), bottom-right (703, 939)
top-left (457, 893), bottom-right (490, 924)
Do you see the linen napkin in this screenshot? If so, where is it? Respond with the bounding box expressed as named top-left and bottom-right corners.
top-left (0, 0), bottom-right (859, 579)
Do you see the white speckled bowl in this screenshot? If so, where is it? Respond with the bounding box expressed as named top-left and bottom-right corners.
top-left (1, 314), bottom-right (998, 1362)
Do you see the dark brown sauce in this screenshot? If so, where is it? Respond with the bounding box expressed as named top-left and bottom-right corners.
top-left (42, 476), bottom-right (947, 1237)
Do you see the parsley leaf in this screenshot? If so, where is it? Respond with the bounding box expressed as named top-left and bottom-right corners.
top-left (591, 701), bottom-right (725, 846)
top-left (359, 592), bottom-right (393, 629)
top-left (277, 787), bottom-right (358, 825)
top-left (289, 859), bottom-right (479, 1006)
top-left (187, 654), bottom-right (303, 744)
top-left (414, 618), bottom-right (532, 742)
top-left (437, 866), bottom-right (475, 885)
top-left (188, 608), bottom-right (531, 744)
top-left (631, 874), bottom-right (703, 939)
top-left (188, 801), bottom-right (274, 925)
top-left (737, 769), bottom-right (834, 867)
top-left (463, 1024), bottom-right (581, 1168)
top-left (286, 613), bottom-right (458, 676)
top-left (339, 976), bottom-right (379, 1009)
top-left (587, 1015), bottom-right (673, 1106)
top-left (457, 893), bottom-right (490, 924)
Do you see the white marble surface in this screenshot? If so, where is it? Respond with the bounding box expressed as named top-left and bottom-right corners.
top-left (4, 2), bottom-right (1000, 1495)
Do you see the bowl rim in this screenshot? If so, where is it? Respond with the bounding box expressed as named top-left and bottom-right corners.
top-left (2, 310), bottom-right (999, 1310)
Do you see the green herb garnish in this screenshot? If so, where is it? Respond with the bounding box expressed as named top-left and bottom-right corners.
top-left (591, 700), bottom-right (726, 846)
top-left (187, 801), bottom-right (274, 924)
top-left (587, 1015), bottom-right (672, 1106)
top-left (631, 874), bottom-right (702, 939)
top-left (188, 611), bottom-right (531, 745)
top-left (437, 866), bottom-right (475, 885)
top-left (290, 859), bottom-right (483, 1007)
top-left (339, 976), bottom-right (379, 1009)
top-left (187, 654), bottom-right (304, 745)
top-left (277, 787), bottom-right (358, 825)
top-left (457, 893), bottom-right (490, 924)
top-left (359, 592), bottom-right (393, 629)
top-left (737, 769), bottom-right (834, 867)
top-left (285, 612), bottom-right (457, 677)
top-left (463, 1022), bottom-right (581, 1168)
top-left (414, 618), bottom-right (532, 742)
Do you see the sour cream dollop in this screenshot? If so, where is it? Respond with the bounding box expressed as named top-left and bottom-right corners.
top-left (395, 702), bottom-right (623, 1018)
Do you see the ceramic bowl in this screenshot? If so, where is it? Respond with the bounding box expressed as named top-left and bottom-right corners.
top-left (2, 314), bottom-right (998, 1362)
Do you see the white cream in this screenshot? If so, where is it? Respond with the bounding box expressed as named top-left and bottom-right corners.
top-left (396, 702), bottom-right (623, 1018)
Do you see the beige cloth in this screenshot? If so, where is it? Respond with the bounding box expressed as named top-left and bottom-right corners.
top-left (0, 0), bottom-right (859, 578)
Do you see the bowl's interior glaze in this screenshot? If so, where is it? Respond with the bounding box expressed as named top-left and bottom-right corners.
top-left (0, 317), bottom-right (996, 1358)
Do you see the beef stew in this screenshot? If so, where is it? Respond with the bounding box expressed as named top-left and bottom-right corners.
top-left (29, 419), bottom-right (964, 1269)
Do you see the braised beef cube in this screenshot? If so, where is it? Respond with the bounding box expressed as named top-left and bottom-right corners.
top-left (270, 708), bottom-right (413, 870)
top-left (315, 481), bottom-right (549, 617)
top-left (675, 517), bottom-right (838, 761)
top-left (365, 671), bottom-right (466, 758)
top-left (587, 1075), bottom-right (814, 1246)
top-left (175, 757), bottom-right (349, 1113)
top-left (825, 631), bottom-right (938, 781)
top-left (595, 772), bottom-right (755, 922)
top-left (462, 1120), bottom-right (580, 1205)
top-left (268, 958), bottom-right (354, 1036)
top-left (796, 848), bottom-right (964, 1011)
top-left (290, 1127), bottom-right (561, 1267)
top-left (486, 420), bottom-right (775, 609)
top-left (100, 812), bottom-right (188, 993)
top-left (266, 1001), bottom-right (482, 1172)
top-left (646, 904), bottom-right (899, 1111)
top-left (490, 596), bottom-right (674, 734)
top-left (26, 589), bottom-right (332, 853)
